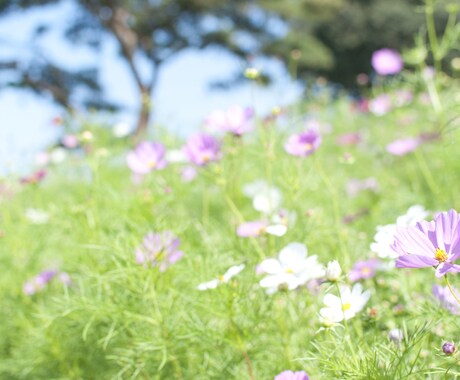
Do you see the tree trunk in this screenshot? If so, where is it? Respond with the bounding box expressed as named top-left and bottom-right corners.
top-left (134, 87), bottom-right (151, 138)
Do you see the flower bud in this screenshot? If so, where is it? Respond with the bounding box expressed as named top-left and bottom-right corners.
top-left (325, 260), bottom-right (342, 281)
top-left (388, 329), bottom-right (403, 344)
top-left (442, 342), bottom-right (456, 355)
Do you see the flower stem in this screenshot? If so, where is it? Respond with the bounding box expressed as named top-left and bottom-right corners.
top-left (445, 275), bottom-right (460, 306)
top-left (334, 282), bottom-right (358, 362)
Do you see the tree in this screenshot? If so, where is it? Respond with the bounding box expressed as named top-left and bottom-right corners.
top-left (0, 0), bottom-right (280, 136)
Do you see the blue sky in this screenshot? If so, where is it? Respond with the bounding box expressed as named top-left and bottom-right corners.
top-left (0, 1), bottom-right (301, 174)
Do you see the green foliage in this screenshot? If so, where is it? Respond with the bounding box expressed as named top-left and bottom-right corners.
top-left (1, 73), bottom-right (460, 378)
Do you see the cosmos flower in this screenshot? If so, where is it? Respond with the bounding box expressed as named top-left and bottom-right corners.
top-left (62, 134), bottom-right (79, 149)
top-left (243, 180), bottom-right (283, 215)
top-left (23, 270), bottom-right (71, 295)
top-left (25, 208), bottom-right (50, 224)
top-left (369, 94), bottom-right (392, 116)
top-left (386, 138), bottom-right (421, 156)
top-left (371, 48), bottom-right (403, 76)
top-left (183, 133), bottom-right (221, 166)
top-left (285, 130), bottom-right (322, 157)
top-left (258, 243), bottom-right (325, 293)
top-left (325, 260), bottom-right (342, 281)
top-left (236, 220), bottom-right (287, 237)
top-left (135, 231), bottom-right (184, 271)
top-left (348, 259), bottom-right (380, 282)
top-left (20, 169), bottom-right (47, 185)
top-left (318, 307), bottom-right (344, 329)
top-left (204, 106), bottom-right (254, 136)
top-left (181, 166), bottom-right (198, 183)
top-left (274, 370), bottom-right (310, 380)
top-left (336, 132), bottom-right (362, 146)
top-left (113, 121), bottom-right (132, 138)
top-left (433, 284), bottom-right (460, 315)
top-left (197, 264), bottom-right (245, 290)
top-left (391, 209), bottom-right (460, 277)
top-left (371, 205), bottom-right (429, 260)
top-left (321, 283), bottom-right (371, 321)
top-left (127, 142), bottom-right (167, 174)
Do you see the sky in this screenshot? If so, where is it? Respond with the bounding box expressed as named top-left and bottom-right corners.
top-left (0, 1), bottom-right (302, 174)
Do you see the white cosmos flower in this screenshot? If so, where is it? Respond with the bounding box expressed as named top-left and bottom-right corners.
top-left (371, 205), bottom-right (429, 260)
top-left (113, 121), bottom-right (132, 138)
top-left (325, 260), bottom-right (342, 281)
top-left (265, 224), bottom-right (287, 236)
top-left (243, 180), bottom-right (283, 215)
top-left (258, 242), bottom-right (324, 293)
top-left (25, 208), bottom-right (50, 224)
top-left (197, 264), bottom-right (245, 291)
top-left (319, 307), bottom-right (344, 328)
top-left (321, 283), bottom-right (370, 321)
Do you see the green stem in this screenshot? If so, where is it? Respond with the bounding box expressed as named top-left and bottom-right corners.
top-left (335, 282), bottom-right (358, 362)
top-left (414, 149), bottom-right (438, 195)
top-left (445, 275), bottom-right (460, 305)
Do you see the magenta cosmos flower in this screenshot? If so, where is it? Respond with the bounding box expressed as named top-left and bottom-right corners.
top-left (184, 133), bottom-right (221, 166)
top-left (391, 209), bottom-right (460, 277)
top-left (285, 130), bottom-right (322, 157)
top-left (371, 48), bottom-right (403, 76)
top-left (274, 370), bottom-right (309, 380)
top-left (127, 142), bottom-right (167, 174)
top-left (433, 284), bottom-right (460, 315)
top-left (386, 138), bottom-right (420, 156)
top-left (136, 231), bottom-right (184, 271)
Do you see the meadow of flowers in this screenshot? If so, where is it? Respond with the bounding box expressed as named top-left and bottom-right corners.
top-left (1, 54), bottom-right (460, 379)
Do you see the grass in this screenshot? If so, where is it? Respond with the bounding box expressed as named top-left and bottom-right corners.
top-left (1, 78), bottom-right (460, 379)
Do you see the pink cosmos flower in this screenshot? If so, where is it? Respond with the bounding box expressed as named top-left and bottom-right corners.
top-left (285, 130), bottom-right (322, 157)
top-left (371, 48), bottom-right (403, 76)
top-left (20, 169), bottom-right (47, 185)
top-left (237, 220), bottom-right (267, 237)
top-left (23, 270), bottom-right (70, 295)
top-left (127, 142), bottom-right (167, 174)
top-left (205, 106), bottom-right (254, 136)
top-left (386, 138), bottom-right (421, 156)
top-left (181, 166), bottom-right (197, 183)
top-left (62, 134), bottom-right (79, 149)
top-left (369, 94), bottom-right (392, 116)
top-left (336, 132), bottom-right (362, 146)
top-left (392, 209), bottom-right (460, 277)
top-left (135, 231), bottom-right (184, 271)
top-left (274, 370), bottom-right (309, 380)
top-left (183, 133), bottom-right (221, 166)
top-left (348, 258), bottom-right (381, 282)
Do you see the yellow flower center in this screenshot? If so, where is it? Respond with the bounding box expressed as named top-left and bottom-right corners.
top-left (361, 267), bottom-right (371, 275)
top-left (218, 275), bottom-right (225, 282)
top-left (435, 248), bottom-right (448, 263)
top-left (148, 160), bottom-right (157, 168)
top-left (303, 143), bottom-right (313, 151)
top-left (285, 268), bottom-right (294, 274)
top-left (342, 302), bottom-right (351, 311)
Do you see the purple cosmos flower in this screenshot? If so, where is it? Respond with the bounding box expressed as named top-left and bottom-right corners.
top-left (285, 130), bottom-right (322, 157)
top-left (23, 270), bottom-right (71, 295)
top-left (127, 142), bottom-right (167, 174)
top-left (183, 133), bottom-right (221, 166)
top-left (433, 284), bottom-right (460, 314)
top-left (274, 370), bottom-right (309, 380)
top-left (386, 138), bottom-right (421, 156)
top-left (205, 106), bottom-right (254, 136)
top-left (392, 209), bottom-right (460, 277)
top-left (135, 231), bottom-right (184, 271)
top-left (237, 220), bottom-right (267, 237)
top-left (349, 258), bottom-right (381, 282)
top-left (371, 48), bottom-right (403, 76)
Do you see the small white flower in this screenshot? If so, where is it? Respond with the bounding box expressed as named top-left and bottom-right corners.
top-left (319, 307), bottom-right (344, 328)
top-left (165, 149), bottom-right (188, 163)
top-left (25, 208), bottom-right (50, 224)
top-left (258, 242), bottom-right (324, 293)
top-left (388, 328), bottom-right (403, 344)
top-left (325, 260), bottom-right (342, 281)
top-left (197, 264), bottom-right (245, 291)
top-left (113, 122), bottom-right (132, 138)
top-left (265, 224), bottom-right (287, 237)
top-left (243, 180), bottom-right (283, 215)
top-left (371, 205), bottom-right (429, 259)
top-left (321, 283), bottom-right (370, 321)
top-left (50, 147), bottom-right (67, 164)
